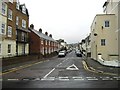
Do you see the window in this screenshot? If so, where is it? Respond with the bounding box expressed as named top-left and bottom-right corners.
top-left (1, 23), bottom-right (5, 34)
top-left (9, 0), bottom-right (13, 3)
top-left (41, 39), bottom-right (43, 44)
top-left (0, 44), bottom-right (1, 54)
top-left (2, 3), bottom-right (6, 15)
top-left (22, 19), bottom-right (26, 28)
top-left (105, 20), bottom-right (109, 27)
top-left (8, 9), bottom-right (12, 20)
top-left (8, 44), bottom-right (11, 53)
top-left (45, 40), bottom-right (47, 45)
top-left (8, 26), bottom-right (12, 37)
top-left (101, 39), bottom-right (106, 46)
top-left (16, 0), bottom-right (20, 10)
top-left (22, 5), bottom-right (26, 14)
top-left (21, 32), bottom-right (25, 41)
top-left (16, 16), bottom-right (19, 25)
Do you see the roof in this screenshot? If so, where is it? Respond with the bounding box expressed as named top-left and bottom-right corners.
top-left (30, 28), bottom-right (57, 42)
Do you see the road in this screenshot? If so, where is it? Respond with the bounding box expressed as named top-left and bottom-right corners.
top-left (2, 51), bottom-right (119, 88)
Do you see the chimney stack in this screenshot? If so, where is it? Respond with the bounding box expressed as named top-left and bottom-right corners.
top-left (45, 32), bottom-right (48, 36)
top-left (30, 24), bottom-right (34, 29)
top-left (49, 34), bottom-right (52, 38)
top-left (39, 28), bottom-right (42, 33)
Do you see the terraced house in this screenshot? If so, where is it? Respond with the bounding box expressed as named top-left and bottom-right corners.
top-left (29, 24), bottom-right (59, 57)
top-left (0, 0), bottom-right (29, 58)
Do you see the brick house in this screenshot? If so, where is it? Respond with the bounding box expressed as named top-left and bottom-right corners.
top-left (29, 24), bottom-right (59, 57)
top-left (0, 0), bottom-right (29, 58)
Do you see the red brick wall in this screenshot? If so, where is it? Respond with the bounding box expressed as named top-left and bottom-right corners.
top-left (29, 31), bottom-right (41, 54)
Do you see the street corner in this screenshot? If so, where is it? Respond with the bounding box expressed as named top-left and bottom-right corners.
top-left (82, 60), bottom-right (118, 76)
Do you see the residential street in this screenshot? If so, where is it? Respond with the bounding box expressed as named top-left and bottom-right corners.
top-left (2, 51), bottom-right (119, 88)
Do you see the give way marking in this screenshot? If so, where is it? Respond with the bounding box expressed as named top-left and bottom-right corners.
top-left (66, 64), bottom-right (79, 70)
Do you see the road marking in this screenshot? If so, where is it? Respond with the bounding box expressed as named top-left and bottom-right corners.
top-left (66, 64), bottom-right (79, 70)
top-left (7, 79), bottom-right (19, 81)
top-left (58, 77), bottom-right (69, 81)
top-left (41, 77), bottom-right (55, 81)
top-left (82, 61), bottom-right (118, 76)
top-left (43, 68), bottom-right (55, 78)
top-left (56, 63), bottom-right (62, 67)
top-left (0, 61), bottom-right (43, 76)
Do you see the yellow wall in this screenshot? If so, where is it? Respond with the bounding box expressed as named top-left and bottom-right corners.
top-left (91, 14), bottom-right (118, 61)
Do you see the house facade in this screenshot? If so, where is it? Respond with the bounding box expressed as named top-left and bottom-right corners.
top-left (103, 0), bottom-right (120, 61)
top-left (91, 14), bottom-right (118, 61)
top-left (0, 0), bottom-right (29, 58)
top-left (29, 24), bottom-right (59, 56)
top-left (0, 0), bottom-right (8, 58)
top-left (15, 0), bottom-right (29, 56)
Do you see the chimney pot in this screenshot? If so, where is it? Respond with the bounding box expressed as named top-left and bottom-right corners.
top-left (45, 32), bottom-right (48, 36)
top-left (30, 24), bottom-right (34, 29)
top-left (49, 34), bottom-right (52, 38)
top-left (39, 28), bottom-right (42, 33)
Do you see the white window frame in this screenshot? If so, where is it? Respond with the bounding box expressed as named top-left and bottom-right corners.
top-left (8, 26), bottom-right (12, 37)
top-left (21, 32), bottom-right (25, 41)
top-left (16, 16), bottom-right (19, 26)
top-left (45, 40), bottom-right (47, 45)
top-left (1, 23), bottom-right (6, 35)
top-left (22, 5), bottom-right (26, 14)
top-left (104, 20), bottom-right (110, 27)
top-left (16, 0), bottom-right (20, 10)
top-left (101, 39), bottom-right (106, 46)
top-left (41, 39), bottom-right (43, 44)
top-left (2, 2), bottom-right (6, 15)
top-left (8, 9), bottom-right (12, 20)
top-left (8, 44), bottom-right (11, 54)
top-left (22, 19), bottom-right (26, 28)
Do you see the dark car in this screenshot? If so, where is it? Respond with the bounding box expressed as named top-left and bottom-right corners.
top-left (76, 50), bottom-right (82, 57)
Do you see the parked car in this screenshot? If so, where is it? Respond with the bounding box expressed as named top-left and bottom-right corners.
top-left (58, 50), bottom-right (66, 57)
top-left (75, 50), bottom-right (82, 57)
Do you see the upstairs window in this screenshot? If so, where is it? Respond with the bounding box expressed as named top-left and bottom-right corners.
top-left (8, 44), bottom-right (11, 54)
top-left (16, 0), bottom-right (20, 10)
top-left (8, 26), bottom-right (12, 37)
top-left (8, 9), bottom-right (12, 20)
top-left (16, 16), bottom-right (19, 26)
top-left (21, 32), bottom-right (25, 41)
top-left (2, 3), bottom-right (6, 15)
top-left (22, 5), bottom-right (26, 14)
top-left (105, 20), bottom-right (110, 27)
top-left (101, 39), bottom-right (106, 46)
top-left (22, 19), bottom-right (26, 28)
top-left (1, 23), bottom-right (5, 34)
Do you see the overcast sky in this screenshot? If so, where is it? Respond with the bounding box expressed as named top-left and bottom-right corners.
top-left (20, 0), bottom-right (105, 44)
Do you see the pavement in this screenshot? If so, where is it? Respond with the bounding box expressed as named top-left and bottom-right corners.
top-left (84, 57), bottom-right (120, 76)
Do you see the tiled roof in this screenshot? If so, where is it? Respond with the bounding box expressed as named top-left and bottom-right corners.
top-left (30, 29), bottom-right (57, 42)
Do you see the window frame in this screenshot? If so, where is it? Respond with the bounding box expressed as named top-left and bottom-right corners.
top-left (8, 9), bottom-right (13, 20)
top-left (16, 16), bottom-right (19, 26)
top-left (8, 44), bottom-right (11, 54)
top-left (104, 20), bottom-right (110, 27)
top-left (1, 23), bottom-right (5, 34)
top-left (8, 26), bottom-right (12, 37)
top-left (0, 44), bottom-right (2, 54)
top-left (22, 19), bottom-right (26, 28)
top-left (101, 39), bottom-right (106, 46)
top-left (2, 2), bottom-right (6, 15)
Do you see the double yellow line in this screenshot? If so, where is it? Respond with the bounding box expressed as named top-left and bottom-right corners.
top-left (0, 61), bottom-right (44, 76)
top-left (82, 61), bottom-right (118, 76)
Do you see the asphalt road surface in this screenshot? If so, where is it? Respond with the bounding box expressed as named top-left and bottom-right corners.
top-left (2, 51), bottom-right (119, 88)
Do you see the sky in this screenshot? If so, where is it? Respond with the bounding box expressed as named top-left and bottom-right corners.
top-left (20, 0), bottom-right (105, 44)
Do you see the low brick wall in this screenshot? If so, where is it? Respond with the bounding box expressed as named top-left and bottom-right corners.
top-left (2, 51), bottom-right (58, 66)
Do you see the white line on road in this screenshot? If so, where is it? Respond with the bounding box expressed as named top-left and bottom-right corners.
top-left (7, 79), bottom-right (19, 81)
top-left (56, 63), bottom-right (62, 67)
top-left (43, 68), bottom-right (55, 79)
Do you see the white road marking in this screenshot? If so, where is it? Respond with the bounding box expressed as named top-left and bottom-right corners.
top-left (87, 78), bottom-right (98, 81)
top-left (43, 68), bottom-right (55, 78)
top-left (41, 77), bottom-right (55, 81)
top-left (66, 64), bottom-right (79, 70)
top-left (56, 63), bottom-right (62, 67)
top-left (7, 79), bottom-right (19, 81)
top-left (58, 77), bottom-right (69, 81)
